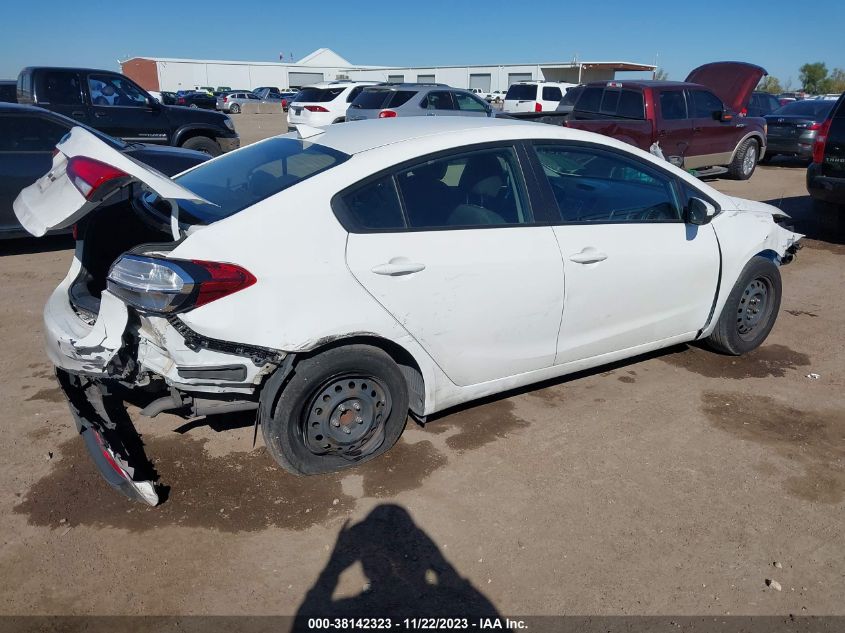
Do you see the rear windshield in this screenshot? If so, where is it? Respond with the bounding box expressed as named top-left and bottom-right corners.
top-left (160, 138), bottom-right (349, 223)
top-left (559, 86), bottom-right (583, 107)
top-left (575, 86), bottom-right (644, 119)
top-left (505, 84), bottom-right (537, 100)
top-left (351, 89), bottom-right (392, 109)
top-left (292, 87), bottom-right (345, 103)
top-left (772, 100), bottom-right (835, 118)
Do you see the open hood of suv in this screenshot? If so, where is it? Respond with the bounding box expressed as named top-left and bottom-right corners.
top-left (685, 62), bottom-right (767, 113)
top-left (14, 126), bottom-right (208, 237)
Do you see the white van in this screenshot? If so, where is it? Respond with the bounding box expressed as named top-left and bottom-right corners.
top-left (503, 81), bottom-right (577, 113)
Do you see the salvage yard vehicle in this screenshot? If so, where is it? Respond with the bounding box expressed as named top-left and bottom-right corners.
top-left (287, 81), bottom-right (380, 128)
top-left (14, 117), bottom-right (801, 505)
top-left (806, 92), bottom-right (845, 215)
top-left (503, 81), bottom-right (577, 113)
top-left (1, 103), bottom-right (208, 238)
top-left (764, 99), bottom-right (835, 162)
top-left (16, 67), bottom-right (240, 156)
top-left (565, 62), bottom-right (768, 179)
top-left (346, 84), bottom-right (493, 121)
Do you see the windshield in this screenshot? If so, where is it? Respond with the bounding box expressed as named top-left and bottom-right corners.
top-left (505, 85), bottom-right (537, 100)
top-left (559, 86), bottom-right (583, 106)
top-left (150, 137), bottom-right (349, 223)
top-left (293, 87), bottom-right (345, 103)
top-left (773, 100), bottom-right (835, 118)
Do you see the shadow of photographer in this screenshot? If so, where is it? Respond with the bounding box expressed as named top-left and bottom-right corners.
top-left (294, 504), bottom-right (500, 622)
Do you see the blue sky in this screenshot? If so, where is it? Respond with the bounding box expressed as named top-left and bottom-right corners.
top-left (2, 0), bottom-right (843, 87)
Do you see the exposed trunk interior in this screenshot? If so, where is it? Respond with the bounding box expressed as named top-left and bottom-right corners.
top-left (70, 186), bottom-right (176, 319)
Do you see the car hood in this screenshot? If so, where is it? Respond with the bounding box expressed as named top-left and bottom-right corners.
top-left (726, 195), bottom-right (790, 221)
top-left (685, 62), bottom-right (767, 113)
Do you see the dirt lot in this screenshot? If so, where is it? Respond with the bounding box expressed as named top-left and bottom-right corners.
top-left (0, 115), bottom-right (842, 618)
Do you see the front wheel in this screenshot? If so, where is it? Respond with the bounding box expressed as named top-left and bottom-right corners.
top-left (728, 138), bottom-right (759, 180)
top-left (706, 256), bottom-right (782, 355)
top-left (261, 345), bottom-right (409, 475)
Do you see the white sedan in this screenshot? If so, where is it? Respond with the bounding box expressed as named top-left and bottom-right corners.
top-left (15, 118), bottom-right (802, 505)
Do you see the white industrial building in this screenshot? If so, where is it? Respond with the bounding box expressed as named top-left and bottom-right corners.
top-left (121, 48), bottom-right (655, 93)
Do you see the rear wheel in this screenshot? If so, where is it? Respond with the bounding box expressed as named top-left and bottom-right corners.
top-left (230, 103), bottom-right (241, 114)
top-left (261, 345), bottom-right (409, 475)
top-left (706, 256), bottom-right (782, 355)
top-left (181, 136), bottom-right (222, 157)
top-left (728, 138), bottom-right (759, 180)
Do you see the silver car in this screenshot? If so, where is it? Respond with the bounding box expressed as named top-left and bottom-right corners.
top-left (346, 84), bottom-right (493, 121)
top-left (216, 91), bottom-right (281, 114)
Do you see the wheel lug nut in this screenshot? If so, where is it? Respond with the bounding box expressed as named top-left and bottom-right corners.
top-left (331, 420), bottom-right (340, 427)
top-left (356, 416), bottom-right (363, 423)
top-left (353, 402), bottom-right (361, 411)
top-left (342, 427), bottom-right (351, 434)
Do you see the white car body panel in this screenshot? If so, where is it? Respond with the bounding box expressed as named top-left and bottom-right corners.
top-left (288, 82), bottom-right (380, 129)
top-left (21, 117), bottom-right (801, 418)
top-left (504, 82), bottom-right (578, 113)
top-left (13, 127), bottom-right (207, 237)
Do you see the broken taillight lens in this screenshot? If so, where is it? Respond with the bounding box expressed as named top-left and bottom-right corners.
top-left (107, 255), bottom-right (256, 314)
top-left (66, 156), bottom-right (129, 200)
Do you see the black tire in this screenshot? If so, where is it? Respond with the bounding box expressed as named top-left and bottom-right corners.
top-left (815, 198), bottom-right (844, 240)
top-left (706, 256), bottom-right (782, 355)
top-left (230, 103), bottom-right (240, 114)
top-left (180, 136), bottom-right (222, 157)
top-left (260, 345), bottom-right (409, 475)
top-left (728, 137), bottom-right (759, 180)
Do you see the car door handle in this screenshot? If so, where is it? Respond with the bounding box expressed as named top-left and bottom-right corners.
top-left (569, 248), bottom-right (608, 264)
top-left (693, 126), bottom-right (702, 132)
top-left (71, 111), bottom-right (86, 120)
top-left (371, 260), bottom-right (426, 276)
top-left (94, 111), bottom-right (107, 118)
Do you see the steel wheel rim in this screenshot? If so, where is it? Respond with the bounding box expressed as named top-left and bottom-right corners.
top-left (743, 145), bottom-right (757, 175)
top-left (301, 374), bottom-right (392, 460)
top-left (736, 276), bottom-right (772, 340)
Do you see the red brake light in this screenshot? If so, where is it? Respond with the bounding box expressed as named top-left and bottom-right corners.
top-left (806, 121), bottom-right (824, 131)
top-left (534, 102), bottom-right (543, 112)
top-left (304, 105), bottom-right (329, 112)
top-left (223, 96), bottom-right (228, 102)
top-left (378, 109), bottom-right (397, 118)
top-left (281, 99), bottom-right (287, 108)
top-left (739, 107), bottom-right (748, 117)
top-left (191, 260), bottom-right (257, 308)
top-left (177, 97), bottom-right (185, 104)
top-left (812, 119), bottom-right (832, 164)
top-left (66, 156), bottom-right (128, 200)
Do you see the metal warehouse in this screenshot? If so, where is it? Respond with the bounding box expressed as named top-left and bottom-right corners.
top-left (121, 48), bottom-right (655, 92)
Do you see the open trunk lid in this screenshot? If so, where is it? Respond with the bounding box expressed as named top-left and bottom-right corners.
top-left (685, 62), bottom-right (767, 113)
top-left (14, 126), bottom-right (209, 237)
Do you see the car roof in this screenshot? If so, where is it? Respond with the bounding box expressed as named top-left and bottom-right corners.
top-left (300, 116), bottom-right (582, 156)
top-left (303, 81), bottom-right (380, 89)
top-left (583, 80), bottom-right (694, 90)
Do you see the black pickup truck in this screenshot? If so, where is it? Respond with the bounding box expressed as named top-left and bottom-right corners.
top-left (16, 67), bottom-right (240, 156)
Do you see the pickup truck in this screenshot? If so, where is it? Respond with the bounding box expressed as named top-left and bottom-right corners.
top-left (16, 67), bottom-right (240, 156)
top-left (564, 62), bottom-right (768, 180)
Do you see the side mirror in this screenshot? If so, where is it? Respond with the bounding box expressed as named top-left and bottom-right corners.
top-left (147, 97), bottom-right (162, 110)
top-left (686, 197), bottom-right (717, 225)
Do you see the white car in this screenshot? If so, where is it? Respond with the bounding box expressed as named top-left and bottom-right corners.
top-left (15, 118), bottom-right (801, 505)
top-left (287, 81), bottom-right (380, 129)
top-left (468, 87), bottom-right (491, 101)
top-left (503, 81), bottom-right (578, 113)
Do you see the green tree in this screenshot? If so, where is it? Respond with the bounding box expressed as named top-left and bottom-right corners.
top-left (757, 76), bottom-right (783, 94)
top-left (799, 62), bottom-right (831, 94)
top-left (829, 68), bottom-right (845, 94)
top-left (653, 68), bottom-right (669, 80)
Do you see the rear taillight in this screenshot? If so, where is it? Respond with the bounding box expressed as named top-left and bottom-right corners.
top-left (304, 105), bottom-right (329, 112)
top-left (281, 99), bottom-right (287, 109)
top-left (534, 102), bottom-right (542, 112)
top-left (177, 97), bottom-right (186, 104)
top-left (812, 119), bottom-right (832, 164)
top-left (806, 121), bottom-right (824, 131)
top-left (378, 110), bottom-right (397, 118)
top-left (223, 96), bottom-right (228, 102)
top-left (107, 255), bottom-right (256, 314)
top-left (66, 156), bottom-right (129, 200)
top-left (739, 107), bottom-right (748, 117)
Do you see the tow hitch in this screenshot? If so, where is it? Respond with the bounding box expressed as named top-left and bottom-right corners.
top-left (56, 370), bottom-right (160, 506)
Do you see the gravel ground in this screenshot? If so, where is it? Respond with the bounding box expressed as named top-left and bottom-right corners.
top-left (0, 117), bottom-right (842, 617)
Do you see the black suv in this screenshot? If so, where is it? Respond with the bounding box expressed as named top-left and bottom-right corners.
top-left (16, 67), bottom-right (240, 156)
top-left (806, 92), bottom-right (845, 214)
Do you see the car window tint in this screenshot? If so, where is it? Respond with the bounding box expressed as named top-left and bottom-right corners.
top-left (542, 87), bottom-right (563, 101)
top-left (454, 92), bottom-right (488, 112)
top-left (599, 89), bottom-right (621, 115)
top-left (0, 115), bottom-right (68, 151)
top-left (690, 90), bottom-right (723, 117)
top-left (294, 87), bottom-right (345, 102)
top-left (534, 145), bottom-right (681, 223)
top-left (389, 91), bottom-right (417, 107)
top-left (505, 84), bottom-right (536, 100)
top-left (339, 176), bottom-right (405, 230)
top-left (39, 71), bottom-right (83, 105)
top-left (575, 86), bottom-right (603, 112)
top-left (617, 90), bottom-right (645, 119)
top-left (422, 91), bottom-right (455, 110)
top-left (346, 86), bottom-right (365, 102)
top-left (247, 94), bottom-right (259, 99)
top-left (89, 75), bottom-right (148, 107)
top-left (659, 90), bottom-right (687, 120)
top-left (350, 90), bottom-right (391, 109)
top-left (395, 147), bottom-right (531, 228)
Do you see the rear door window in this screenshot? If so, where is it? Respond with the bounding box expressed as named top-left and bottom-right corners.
top-left (542, 86), bottom-right (563, 102)
top-left (617, 90), bottom-right (645, 119)
top-left (38, 71), bottom-right (83, 105)
top-left (422, 91), bottom-right (456, 110)
top-left (659, 90), bottom-right (688, 120)
top-left (454, 92), bottom-right (488, 112)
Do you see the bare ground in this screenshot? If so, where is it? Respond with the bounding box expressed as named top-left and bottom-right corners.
top-left (0, 121), bottom-right (842, 616)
